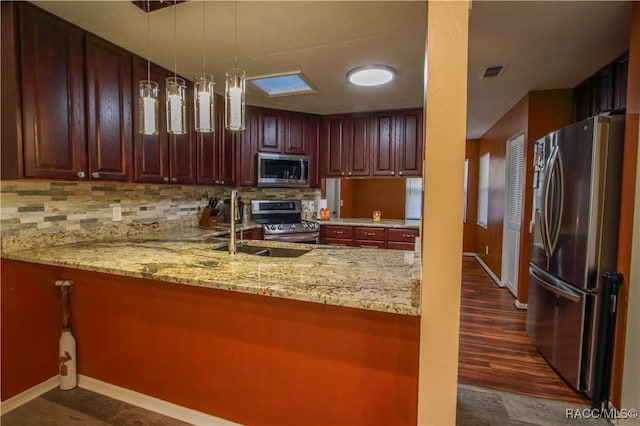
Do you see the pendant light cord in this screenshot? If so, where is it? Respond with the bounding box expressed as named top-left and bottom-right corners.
top-left (234, 0), bottom-right (238, 68)
top-left (202, 0), bottom-right (206, 71)
top-left (146, 1), bottom-right (150, 82)
top-left (173, 0), bottom-right (177, 79)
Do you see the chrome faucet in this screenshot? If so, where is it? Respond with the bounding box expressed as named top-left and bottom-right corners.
top-left (229, 188), bottom-right (240, 255)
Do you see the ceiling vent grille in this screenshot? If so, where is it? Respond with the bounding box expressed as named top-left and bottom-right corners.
top-left (481, 65), bottom-right (505, 79)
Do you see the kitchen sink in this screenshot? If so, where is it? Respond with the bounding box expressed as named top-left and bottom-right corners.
top-left (215, 244), bottom-right (311, 258)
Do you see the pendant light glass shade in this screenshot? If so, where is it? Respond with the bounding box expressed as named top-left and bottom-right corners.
top-left (194, 73), bottom-right (215, 133)
top-left (225, 67), bottom-right (245, 131)
top-left (166, 76), bottom-right (187, 135)
top-left (139, 80), bottom-right (159, 135)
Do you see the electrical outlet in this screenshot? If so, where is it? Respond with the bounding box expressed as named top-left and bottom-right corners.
top-left (485, 245), bottom-right (489, 255)
top-left (112, 205), bottom-right (122, 221)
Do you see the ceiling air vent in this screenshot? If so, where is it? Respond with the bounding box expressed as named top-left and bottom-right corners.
top-left (481, 65), bottom-right (505, 79)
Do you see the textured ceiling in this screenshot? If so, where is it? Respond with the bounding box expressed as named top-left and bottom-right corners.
top-left (30, 1), bottom-right (631, 139)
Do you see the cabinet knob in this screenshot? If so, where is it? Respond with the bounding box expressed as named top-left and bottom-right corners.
top-left (91, 172), bottom-right (99, 179)
top-left (391, 171), bottom-right (395, 176)
top-left (162, 176), bottom-right (169, 182)
top-left (399, 171), bottom-right (403, 176)
top-left (348, 172), bottom-right (352, 176)
top-left (341, 172), bottom-right (345, 176)
top-left (76, 171), bottom-right (86, 178)
top-left (403, 234), bottom-right (413, 238)
top-left (171, 177), bottom-right (178, 183)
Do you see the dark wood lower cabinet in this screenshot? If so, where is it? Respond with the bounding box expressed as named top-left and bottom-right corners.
top-left (321, 225), bottom-right (418, 250)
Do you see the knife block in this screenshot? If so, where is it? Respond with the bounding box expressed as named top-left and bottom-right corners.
top-left (199, 207), bottom-right (219, 226)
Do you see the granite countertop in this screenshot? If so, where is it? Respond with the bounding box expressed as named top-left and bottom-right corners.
top-left (2, 227), bottom-right (421, 316)
top-left (318, 218), bottom-right (420, 229)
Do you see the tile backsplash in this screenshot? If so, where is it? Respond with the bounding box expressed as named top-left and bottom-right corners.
top-left (0, 180), bottom-right (320, 251)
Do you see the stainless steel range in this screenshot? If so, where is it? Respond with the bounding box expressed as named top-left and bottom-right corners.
top-left (251, 200), bottom-right (320, 243)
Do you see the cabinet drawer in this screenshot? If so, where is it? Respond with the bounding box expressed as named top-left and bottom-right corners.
top-left (355, 240), bottom-right (386, 248)
top-left (387, 241), bottom-right (416, 251)
top-left (324, 238), bottom-right (353, 246)
top-left (354, 227), bottom-right (385, 241)
top-left (324, 226), bottom-right (353, 239)
top-left (387, 228), bottom-right (419, 242)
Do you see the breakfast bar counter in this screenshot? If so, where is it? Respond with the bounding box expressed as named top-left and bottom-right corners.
top-left (1, 225), bottom-right (421, 425)
top-left (1, 227), bottom-right (421, 316)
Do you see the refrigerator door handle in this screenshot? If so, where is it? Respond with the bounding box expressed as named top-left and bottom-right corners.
top-left (542, 144), bottom-right (564, 257)
top-left (539, 145), bottom-right (557, 256)
top-left (530, 265), bottom-right (581, 303)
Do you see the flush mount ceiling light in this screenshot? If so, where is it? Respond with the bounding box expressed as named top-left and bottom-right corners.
top-left (247, 72), bottom-right (317, 97)
top-left (347, 65), bottom-right (396, 87)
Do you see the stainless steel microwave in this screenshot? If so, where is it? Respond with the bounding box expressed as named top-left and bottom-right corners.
top-left (257, 153), bottom-right (310, 187)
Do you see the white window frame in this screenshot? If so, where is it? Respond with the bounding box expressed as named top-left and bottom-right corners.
top-left (477, 153), bottom-right (490, 228)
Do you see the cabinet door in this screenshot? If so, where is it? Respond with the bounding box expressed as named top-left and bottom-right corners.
top-left (308, 116), bottom-right (322, 188)
top-left (285, 112), bottom-right (309, 155)
top-left (591, 64), bottom-right (614, 115)
top-left (323, 115), bottom-right (348, 177)
top-left (133, 58), bottom-right (169, 183)
top-left (572, 80), bottom-right (592, 123)
top-left (19, 3), bottom-right (86, 179)
top-left (347, 114), bottom-right (370, 177)
top-left (196, 130), bottom-right (216, 185)
top-left (217, 94), bottom-right (235, 185)
top-left (85, 35), bottom-right (132, 181)
top-left (613, 53), bottom-right (628, 111)
top-left (258, 108), bottom-right (284, 152)
top-left (396, 109), bottom-right (423, 177)
top-left (372, 112), bottom-right (396, 176)
top-left (236, 105), bottom-right (258, 186)
top-left (169, 78), bottom-right (196, 184)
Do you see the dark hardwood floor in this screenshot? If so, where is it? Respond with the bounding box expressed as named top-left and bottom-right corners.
top-left (458, 256), bottom-right (590, 404)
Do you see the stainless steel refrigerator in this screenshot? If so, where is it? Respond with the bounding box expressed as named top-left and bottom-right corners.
top-left (526, 115), bottom-right (625, 399)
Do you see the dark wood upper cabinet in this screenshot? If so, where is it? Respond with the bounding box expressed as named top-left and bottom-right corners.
top-left (324, 115), bottom-right (349, 177)
top-left (347, 114), bottom-right (371, 177)
top-left (323, 109), bottom-right (423, 179)
top-left (308, 116), bottom-right (322, 188)
top-left (197, 94), bottom-right (234, 185)
top-left (85, 35), bottom-right (132, 181)
top-left (132, 57), bottom-right (195, 184)
top-left (258, 108), bottom-right (284, 153)
top-left (572, 51), bottom-right (628, 122)
top-left (132, 57), bottom-right (169, 183)
top-left (613, 53), bottom-right (628, 112)
top-left (396, 108), bottom-right (423, 177)
top-left (19, 2), bottom-right (86, 179)
top-left (372, 112), bottom-right (395, 176)
top-left (284, 112), bottom-right (309, 155)
top-left (169, 78), bottom-right (196, 184)
top-left (236, 105), bottom-right (258, 186)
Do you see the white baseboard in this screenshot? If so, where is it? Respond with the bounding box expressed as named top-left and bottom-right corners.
top-left (78, 375), bottom-right (240, 426)
top-left (514, 300), bottom-right (528, 310)
top-left (0, 376), bottom-right (58, 414)
top-left (469, 254), bottom-right (504, 287)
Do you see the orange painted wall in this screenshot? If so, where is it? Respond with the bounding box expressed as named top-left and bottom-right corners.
top-left (340, 178), bottom-right (406, 219)
top-left (612, 1), bottom-right (640, 408)
top-left (463, 139), bottom-right (479, 253)
top-left (466, 89), bottom-right (572, 303)
top-left (1, 259), bottom-right (61, 399)
top-left (475, 95), bottom-right (529, 279)
top-left (1, 259), bottom-right (420, 425)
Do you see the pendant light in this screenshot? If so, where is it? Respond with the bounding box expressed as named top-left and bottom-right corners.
top-left (166, 1), bottom-right (186, 135)
top-left (194, 0), bottom-right (214, 133)
top-left (225, 0), bottom-right (245, 131)
top-left (138, 1), bottom-right (159, 135)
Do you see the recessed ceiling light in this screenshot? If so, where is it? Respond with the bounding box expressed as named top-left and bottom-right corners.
top-left (347, 65), bottom-right (396, 87)
top-left (247, 72), bottom-right (317, 97)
